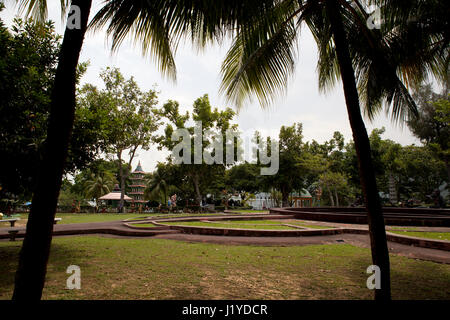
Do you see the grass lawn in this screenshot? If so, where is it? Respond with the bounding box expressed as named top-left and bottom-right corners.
top-left (0, 212), bottom-right (228, 227)
top-left (202, 219), bottom-right (336, 230)
top-left (215, 219), bottom-right (283, 224)
top-left (390, 231), bottom-right (450, 241)
top-left (129, 223), bottom-right (162, 228)
top-left (0, 213), bottom-right (151, 227)
top-left (283, 221), bottom-right (337, 230)
top-left (228, 210), bottom-right (269, 213)
top-left (160, 221), bottom-right (299, 230)
top-left (0, 236), bottom-right (448, 299)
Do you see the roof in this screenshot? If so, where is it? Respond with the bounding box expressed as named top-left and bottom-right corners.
top-left (134, 161), bottom-right (144, 173)
top-left (292, 189), bottom-right (312, 198)
top-left (99, 184), bottom-right (132, 200)
top-left (99, 192), bottom-right (133, 201)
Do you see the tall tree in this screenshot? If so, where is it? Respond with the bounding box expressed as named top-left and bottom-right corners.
top-left (156, 95), bottom-right (238, 206)
top-left (0, 15), bottom-right (60, 200)
top-left (93, 1), bottom-right (434, 298)
top-left (212, 1), bottom-right (395, 299)
top-left (12, 0), bottom-right (179, 299)
top-left (408, 85), bottom-right (450, 182)
top-left (92, 67), bottom-right (160, 212)
top-left (263, 123), bottom-right (307, 206)
top-left (13, 0), bottom-right (93, 300)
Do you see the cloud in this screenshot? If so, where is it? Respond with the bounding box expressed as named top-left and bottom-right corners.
top-left (0, 1), bottom-right (421, 173)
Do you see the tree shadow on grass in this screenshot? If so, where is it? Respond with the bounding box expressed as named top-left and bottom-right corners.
top-left (338, 251), bottom-right (450, 300)
top-left (0, 241), bottom-right (90, 299)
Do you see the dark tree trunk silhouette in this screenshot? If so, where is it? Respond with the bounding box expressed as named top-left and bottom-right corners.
top-left (326, 1), bottom-right (391, 300)
top-left (117, 151), bottom-right (126, 213)
top-left (12, 0), bottom-right (93, 300)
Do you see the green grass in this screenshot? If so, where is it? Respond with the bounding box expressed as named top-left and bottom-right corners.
top-left (227, 210), bottom-right (269, 213)
top-left (160, 221), bottom-right (328, 231)
top-left (388, 227), bottom-right (420, 232)
top-left (283, 221), bottom-right (336, 229)
top-left (390, 231), bottom-right (450, 241)
top-left (129, 223), bottom-right (161, 228)
top-left (55, 213), bottom-right (152, 224)
top-left (0, 236), bottom-right (448, 299)
top-left (213, 219), bottom-right (284, 224)
top-left (1, 212), bottom-right (228, 227)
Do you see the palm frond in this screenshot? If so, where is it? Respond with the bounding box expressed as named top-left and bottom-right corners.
top-left (89, 0), bottom-right (178, 80)
top-left (17, 0), bottom-right (70, 22)
top-left (219, 0), bottom-right (303, 109)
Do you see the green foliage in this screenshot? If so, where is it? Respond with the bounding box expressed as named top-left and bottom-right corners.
top-left (84, 172), bottom-right (115, 200)
top-left (0, 16), bottom-right (115, 200)
top-left (225, 163), bottom-right (261, 193)
top-left (144, 167), bottom-right (169, 205)
top-left (407, 85), bottom-right (450, 182)
top-left (156, 94), bottom-right (238, 205)
top-left (79, 67), bottom-right (161, 209)
top-left (0, 17), bottom-right (60, 199)
top-left (264, 123), bottom-right (307, 205)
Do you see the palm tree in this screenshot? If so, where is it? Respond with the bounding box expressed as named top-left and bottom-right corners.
top-left (84, 172), bottom-right (115, 212)
top-left (12, 0), bottom-right (180, 300)
top-left (14, 0), bottom-right (447, 300)
top-left (144, 172), bottom-right (168, 206)
top-left (13, 0), bottom-right (93, 300)
top-left (90, 0), bottom-right (447, 300)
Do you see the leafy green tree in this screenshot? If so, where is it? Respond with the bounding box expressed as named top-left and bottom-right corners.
top-left (12, 0), bottom-right (222, 300)
top-left (395, 146), bottom-right (447, 203)
top-left (149, 162), bottom-right (195, 207)
top-left (81, 67), bottom-right (161, 212)
top-left (57, 179), bottom-right (85, 207)
top-left (225, 163), bottom-right (261, 193)
top-left (319, 171), bottom-right (351, 207)
top-left (263, 123), bottom-right (307, 206)
top-left (0, 15), bottom-right (111, 203)
top-left (0, 16), bottom-right (59, 200)
top-left (408, 85), bottom-right (450, 182)
top-left (156, 95), bottom-right (237, 206)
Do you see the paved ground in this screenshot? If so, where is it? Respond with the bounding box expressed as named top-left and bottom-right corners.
top-left (1, 216), bottom-right (449, 264)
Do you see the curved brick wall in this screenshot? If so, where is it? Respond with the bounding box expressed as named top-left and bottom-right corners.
top-left (269, 207), bottom-right (450, 227)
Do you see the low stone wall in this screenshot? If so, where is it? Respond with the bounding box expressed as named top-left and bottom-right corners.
top-left (269, 207), bottom-right (450, 227)
top-left (155, 223), bottom-right (342, 237)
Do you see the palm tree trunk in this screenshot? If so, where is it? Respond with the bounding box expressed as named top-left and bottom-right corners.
top-left (12, 0), bottom-right (92, 300)
top-left (326, 1), bottom-right (391, 300)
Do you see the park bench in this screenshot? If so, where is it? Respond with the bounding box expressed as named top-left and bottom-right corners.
top-left (0, 218), bottom-right (20, 227)
top-left (54, 218), bottom-right (62, 224)
top-left (8, 229), bottom-right (19, 241)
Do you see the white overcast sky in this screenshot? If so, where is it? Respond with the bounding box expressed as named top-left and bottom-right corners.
top-left (1, 1), bottom-right (422, 172)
